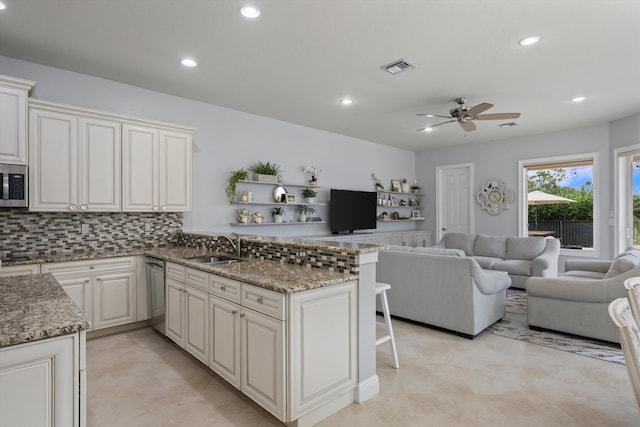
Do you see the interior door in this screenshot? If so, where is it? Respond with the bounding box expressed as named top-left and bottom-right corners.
top-left (437, 164), bottom-right (473, 241)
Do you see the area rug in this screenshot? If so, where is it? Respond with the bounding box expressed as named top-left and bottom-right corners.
top-left (488, 289), bottom-right (625, 365)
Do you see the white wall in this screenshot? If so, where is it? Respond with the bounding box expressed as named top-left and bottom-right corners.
top-left (0, 56), bottom-right (416, 236)
top-left (415, 124), bottom-right (613, 258)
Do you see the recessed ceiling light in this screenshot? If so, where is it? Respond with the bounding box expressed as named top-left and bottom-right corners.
top-left (339, 98), bottom-right (354, 105)
top-left (181, 58), bottom-right (197, 67)
top-left (0, 2), bottom-right (6, 10)
top-left (518, 35), bottom-right (541, 46)
top-left (498, 122), bottom-right (518, 128)
top-left (241, 6), bottom-right (260, 18)
top-left (571, 96), bottom-right (587, 103)
top-left (417, 127), bottom-right (434, 133)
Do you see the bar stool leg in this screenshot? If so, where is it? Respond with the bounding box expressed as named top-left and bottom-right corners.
top-left (376, 284), bottom-right (399, 369)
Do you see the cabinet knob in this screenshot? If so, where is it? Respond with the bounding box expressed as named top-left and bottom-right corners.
top-left (257, 297), bottom-right (263, 304)
top-left (220, 285), bottom-right (226, 291)
top-left (232, 310), bottom-right (238, 315)
top-left (96, 278), bottom-right (101, 281)
top-left (80, 204), bottom-right (88, 210)
top-left (69, 204), bottom-right (77, 211)
top-left (84, 279), bottom-right (90, 283)
top-left (90, 266), bottom-right (95, 270)
top-left (240, 313), bottom-right (245, 318)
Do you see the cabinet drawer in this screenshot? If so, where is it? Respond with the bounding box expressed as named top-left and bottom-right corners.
top-left (210, 275), bottom-right (241, 303)
top-left (241, 285), bottom-right (285, 320)
top-left (185, 268), bottom-right (208, 292)
top-left (166, 262), bottom-right (186, 282)
top-left (0, 264), bottom-right (41, 277)
top-left (42, 257), bottom-right (135, 276)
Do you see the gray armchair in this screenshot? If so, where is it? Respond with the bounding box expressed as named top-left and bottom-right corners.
top-left (526, 247), bottom-right (640, 343)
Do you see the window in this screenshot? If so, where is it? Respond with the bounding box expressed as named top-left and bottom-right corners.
top-left (614, 145), bottom-right (640, 254)
top-left (519, 153), bottom-right (599, 257)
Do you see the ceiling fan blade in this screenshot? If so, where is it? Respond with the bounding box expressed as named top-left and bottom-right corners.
top-left (416, 119), bottom-right (456, 131)
top-left (460, 120), bottom-right (477, 132)
top-left (466, 102), bottom-right (493, 117)
top-left (475, 112), bottom-right (521, 120)
top-left (416, 113), bottom-right (451, 119)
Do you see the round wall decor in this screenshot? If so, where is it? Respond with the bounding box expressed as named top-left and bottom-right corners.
top-left (476, 179), bottom-right (514, 215)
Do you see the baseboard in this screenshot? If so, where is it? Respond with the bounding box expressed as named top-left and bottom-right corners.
top-left (354, 374), bottom-right (379, 403)
top-left (286, 389), bottom-right (355, 427)
top-left (86, 320), bottom-right (149, 339)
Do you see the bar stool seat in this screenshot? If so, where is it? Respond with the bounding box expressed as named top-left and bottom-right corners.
top-left (376, 282), bottom-right (399, 369)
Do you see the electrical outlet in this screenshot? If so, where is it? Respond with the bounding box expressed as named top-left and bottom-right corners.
top-left (81, 224), bottom-right (90, 234)
top-left (144, 222), bottom-right (151, 232)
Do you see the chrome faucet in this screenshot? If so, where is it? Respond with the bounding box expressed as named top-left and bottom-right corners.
top-left (217, 233), bottom-right (241, 257)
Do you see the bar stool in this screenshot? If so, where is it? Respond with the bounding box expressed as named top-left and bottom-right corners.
top-left (376, 282), bottom-right (399, 369)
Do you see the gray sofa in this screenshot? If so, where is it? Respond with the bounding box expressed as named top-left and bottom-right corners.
top-left (434, 232), bottom-right (560, 288)
top-left (376, 246), bottom-right (511, 338)
top-left (527, 246), bottom-right (640, 343)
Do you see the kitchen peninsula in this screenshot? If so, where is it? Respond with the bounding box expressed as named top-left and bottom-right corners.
top-left (0, 274), bottom-right (90, 426)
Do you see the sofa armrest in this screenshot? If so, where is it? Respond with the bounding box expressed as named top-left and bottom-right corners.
top-left (564, 259), bottom-right (611, 273)
top-left (531, 238), bottom-right (560, 277)
top-left (526, 276), bottom-right (607, 303)
top-left (470, 260), bottom-right (511, 295)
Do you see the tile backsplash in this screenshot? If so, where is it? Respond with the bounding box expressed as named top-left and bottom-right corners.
top-left (0, 210), bottom-right (182, 260)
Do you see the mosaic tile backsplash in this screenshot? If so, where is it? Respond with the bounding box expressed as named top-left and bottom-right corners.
top-left (0, 210), bottom-right (182, 260)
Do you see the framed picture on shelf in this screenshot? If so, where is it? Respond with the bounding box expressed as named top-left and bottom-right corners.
top-left (286, 194), bottom-right (296, 203)
top-left (391, 179), bottom-right (401, 192)
top-left (390, 195), bottom-right (399, 206)
top-left (411, 210), bottom-right (421, 218)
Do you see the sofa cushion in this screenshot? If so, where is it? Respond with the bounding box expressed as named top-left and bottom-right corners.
top-left (474, 234), bottom-right (507, 259)
top-left (412, 247), bottom-right (465, 257)
top-left (506, 237), bottom-right (546, 260)
top-left (562, 270), bottom-right (606, 280)
top-left (493, 259), bottom-right (533, 276)
top-left (604, 254), bottom-right (640, 279)
top-left (473, 256), bottom-right (503, 269)
top-left (444, 232), bottom-right (477, 256)
top-left (387, 245), bottom-right (414, 252)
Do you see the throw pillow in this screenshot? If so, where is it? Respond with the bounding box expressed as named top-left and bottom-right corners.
top-left (474, 234), bottom-right (507, 258)
top-left (604, 254), bottom-right (640, 279)
top-left (444, 232), bottom-right (477, 256)
top-left (506, 236), bottom-right (547, 260)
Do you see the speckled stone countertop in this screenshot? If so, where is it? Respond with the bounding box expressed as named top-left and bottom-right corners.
top-left (0, 274), bottom-right (90, 348)
top-left (146, 246), bottom-right (359, 294)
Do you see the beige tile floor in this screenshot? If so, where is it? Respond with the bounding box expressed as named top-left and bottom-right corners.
top-left (87, 319), bottom-right (640, 427)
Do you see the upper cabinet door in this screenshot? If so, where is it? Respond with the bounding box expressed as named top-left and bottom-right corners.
top-left (122, 123), bottom-right (158, 212)
top-left (159, 130), bottom-right (192, 212)
top-left (0, 76), bottom-right (34, 165)
top-left (29, 108), bottom-right (79, 211)
top-left (78, 117), bottom-right (121, 211)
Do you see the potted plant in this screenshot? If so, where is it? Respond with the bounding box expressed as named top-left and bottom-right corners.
top-left (297, 205), bottom-right (315, 222)
top-left (272, 206), bottom-right (286, 223)
top-left (411, 183), bottom-right (421, 194)
top-left (303, 165), bottom-right (321, 186)
top-left (249, 161), bottom-right (282, 183)
top-left (225, 168), bottom-right (249, 203)
top-left (301, 188), bottom-right (318, 203)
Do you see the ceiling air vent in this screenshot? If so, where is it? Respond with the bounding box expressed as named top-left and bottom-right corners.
top-left (380, 59), bottom-right (416, 75)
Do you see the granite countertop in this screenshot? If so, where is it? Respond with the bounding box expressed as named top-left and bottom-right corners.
top-left (146, 246), bottom-right (359, 294)
top-left (0, 274), bottom-right (90, 348)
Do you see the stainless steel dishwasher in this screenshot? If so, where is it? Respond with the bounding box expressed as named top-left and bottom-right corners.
top-left (145, 257), bottom-right (166, 334)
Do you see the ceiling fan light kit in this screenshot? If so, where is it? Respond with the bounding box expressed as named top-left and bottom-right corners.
top-left (416, 97), bottom-right (521, 133)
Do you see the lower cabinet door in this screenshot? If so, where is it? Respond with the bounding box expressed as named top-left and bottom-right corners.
top-left (165, 278), bottom-right (185, 344)
top-left (92, 271), bottom-right (136, 329)
top-left (241, 308), bottom-right (285, 421)
top-left (0, 334), bottom-right (80, 427)
top-left (57, 275), bottom-right (93, 330)
top-left (184, 285), bottom-right (208, 363)
top-left (209, 296), bottom-right (241, 388)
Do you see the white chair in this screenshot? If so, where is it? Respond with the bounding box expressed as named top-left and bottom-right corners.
top-left (624, 277), bottom-right (640, 325)
top-left (608, 298), bottom-right (640, 407)
top-left (376, 282), bottom-right (399, 369)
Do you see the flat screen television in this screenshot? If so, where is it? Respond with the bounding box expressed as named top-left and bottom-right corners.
top-left (330, 189), bottom-right (377, 234)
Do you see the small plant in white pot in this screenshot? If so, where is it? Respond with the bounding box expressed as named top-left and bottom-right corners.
top-left (301, 188), bottom-right (318, 204)
top-left (272, 206), bottom-right (285, 223)
top-left (297, 205), bottom-right (315, 222)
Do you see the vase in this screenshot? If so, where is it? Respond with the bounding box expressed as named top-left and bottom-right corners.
top-left (299, 213), bottom-right (306, 222)
top-left (274, 214), bottom-right (283, 223)
top-left (401, 183), bottom-right (410, 193)
top-left (308, 180), bottom-right (317, 186)
top-left (304, 197), bottom-right (316, 204)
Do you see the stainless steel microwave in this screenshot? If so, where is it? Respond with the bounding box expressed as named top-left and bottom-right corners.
top-left (0, 163), bottom-right (28, 207)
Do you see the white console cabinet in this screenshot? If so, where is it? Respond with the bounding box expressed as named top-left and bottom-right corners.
top-left (0, 75), bottom-right (35, 165)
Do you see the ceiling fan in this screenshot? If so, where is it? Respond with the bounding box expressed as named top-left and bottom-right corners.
top-left (416, 97), bottom-right (521, 132)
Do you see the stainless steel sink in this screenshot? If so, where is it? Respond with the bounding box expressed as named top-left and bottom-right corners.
top-left (187, 256), bottom-right (242, 265)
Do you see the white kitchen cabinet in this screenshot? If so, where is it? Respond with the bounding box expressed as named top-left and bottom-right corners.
top-left (209, 295), bottom-right (241, 388)
top-left (0, 332), bottom-right (85, 427)
top-left (29, 102), bottom-right (121, 212)
top-left (0, 263), bottom-right (40, 277)
top-left (42, 257), bottom-right (137, 331)
top-left (122, 124), bottom-right (192, 212)
top-left (0, 75), bottom-right (34, 165)
top-left (165, 268), bottom-right (209, 364)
